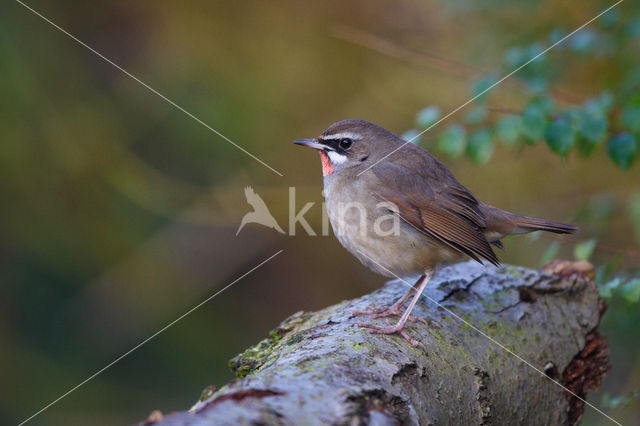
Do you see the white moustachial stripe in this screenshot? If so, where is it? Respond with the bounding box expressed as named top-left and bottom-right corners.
top-left (327, 150), bottom-right (347, 164)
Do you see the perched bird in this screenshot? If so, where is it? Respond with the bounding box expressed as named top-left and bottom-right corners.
top-left (294, 119), bottom-right (577, 346)
top-left (236, 186), bottom-right (285, 235)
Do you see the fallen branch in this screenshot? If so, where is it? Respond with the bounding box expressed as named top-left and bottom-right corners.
top-left (143, 260), bottom-right (610, 425)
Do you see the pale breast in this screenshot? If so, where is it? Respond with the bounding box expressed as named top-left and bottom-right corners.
top-left (324, 174), bottom-right (461, 278)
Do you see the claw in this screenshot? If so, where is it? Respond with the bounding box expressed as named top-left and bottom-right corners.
top-left (357, 320), bottom-right (425, 348)
top-left (406, 316), bottom-right (428, 325)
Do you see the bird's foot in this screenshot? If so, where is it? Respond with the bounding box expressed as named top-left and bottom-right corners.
top-left (357, 320), bottom-right (425, 348)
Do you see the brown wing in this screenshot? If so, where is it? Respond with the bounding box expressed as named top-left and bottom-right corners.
top-left (371, 161), bottom-right (499, 266)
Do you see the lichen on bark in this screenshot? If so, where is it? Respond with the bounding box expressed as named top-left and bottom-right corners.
top-left (143, 260), bottom-right (610, 425)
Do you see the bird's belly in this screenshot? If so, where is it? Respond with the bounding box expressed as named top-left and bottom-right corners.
top-left (327, 201), bottom-right (460, 278)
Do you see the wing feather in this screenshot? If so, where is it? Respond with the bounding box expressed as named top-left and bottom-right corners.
top-left (372, 162), bottom-right (499, 266)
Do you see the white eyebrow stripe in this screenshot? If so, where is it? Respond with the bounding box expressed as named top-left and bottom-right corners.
top-left (320, 132), bottom-right (362, 141)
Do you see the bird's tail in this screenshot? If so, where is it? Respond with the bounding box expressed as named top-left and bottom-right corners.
top-left (511, 216), bottom-right (578, 234)
top-left (480, 202), bottom-right (578, 238)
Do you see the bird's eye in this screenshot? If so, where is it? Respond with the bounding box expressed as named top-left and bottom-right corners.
top-left (339, 138), bottom-right (353, 150)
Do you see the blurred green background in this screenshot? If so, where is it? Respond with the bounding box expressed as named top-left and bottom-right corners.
top-left (1, 0), bottom-right (639, 424)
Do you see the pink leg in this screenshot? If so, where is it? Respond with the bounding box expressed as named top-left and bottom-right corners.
top-left (352, 279), bottom-right (419, 318)
top-left (358, 269), bottom-right (434, 347)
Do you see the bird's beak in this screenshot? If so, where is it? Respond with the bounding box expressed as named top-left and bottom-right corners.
top-left (293, 138), bottom-right (329, 150)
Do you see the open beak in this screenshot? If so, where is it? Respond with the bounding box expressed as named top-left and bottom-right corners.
top-left (293, 138), bottom-right (331, 150)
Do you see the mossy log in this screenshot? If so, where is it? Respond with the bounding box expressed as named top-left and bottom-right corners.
top-left (143, 260), bottom-right (610, 425)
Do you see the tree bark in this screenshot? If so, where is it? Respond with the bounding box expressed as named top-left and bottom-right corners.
top-left (143, 260), bottom-right (610, 426)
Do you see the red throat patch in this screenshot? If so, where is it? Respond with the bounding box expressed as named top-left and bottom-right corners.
top-left (317, 150), bottom-right (335, 176)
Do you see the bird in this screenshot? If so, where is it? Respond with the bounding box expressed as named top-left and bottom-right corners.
top-left (236, 186), bottom-right (285, 235)
top-left (293, 119), bottom-right (577, 347)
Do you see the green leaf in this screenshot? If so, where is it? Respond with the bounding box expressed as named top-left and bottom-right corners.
top-left (577, 139), bottom-right (599, 157)
top-left (622, 105), bottom-right (640, 134)
top-left (577, 112), bottom-right (607, 155)
top-left (584, 92), bottom-right (613, 115)
top-left (472, 74), bottom-right (499, 102)
top-left (602, 389), bottom-right (640, 409)
top-left (401, 129), bottom-right (421, 144)
top-left (466, 129), bottom-right (493, 165)
top-left (607, 133), bottom-right (638, 170)
top-left (601, 8), bottom-right (619, 27)
top-left (521, 106), bottom-right (546, 144)
top-left (526, 43), bottom-right (546, 64)
top-left (545, 119), bottom-right (576, 156)
top-left (599, 277), bottom-right (621, 299)
top-left (561, 109), bottom-right (584, 127)
top-left (516, 48), bottom-right (549, 94)
top-left (574, 239), bottom-right (597, 261)
top-left (525, 77), bottom-right (548, 94)
top-left (503, 47), bottom-right (525, 68)
top-left (495, 116), bottom-right (522, 147)
top-left (540, 241), bottom-right (560, 266)
top-left (525, 230), bottom-right (541, 242)
top-left (416, 106), bottom-right (441, 129)
top-left (436, 124), bottom-right (466, 158)
top-left (548, 28), bottom-right (567, 44)
top-left (621, 278), bottom-right (640, 303)
top-left (626, 18), bottom-right (640, 38)
top-left (569, 29), bottom-right (596, 53)
top-left (528, 96), bottom-right (555, 115)
top-left (582, 114), bottom-right (608, 141)
top-left (601, 394), bottom-right (622, 409)
top-left (464, 106), bottom-right (488, 124)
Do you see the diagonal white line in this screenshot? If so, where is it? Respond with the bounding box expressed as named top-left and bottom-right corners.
top-left (17, 249), bottom-right (284, 426)
top-left (15, 0), bottom-right (284, 177)
top-left (357, 0), bottom-right (623, 176)
top-left (356, 250), bottom-right (621, 426)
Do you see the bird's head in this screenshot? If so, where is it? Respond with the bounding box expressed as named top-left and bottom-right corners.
top-left (293, 119), bottom-right (403, 176)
